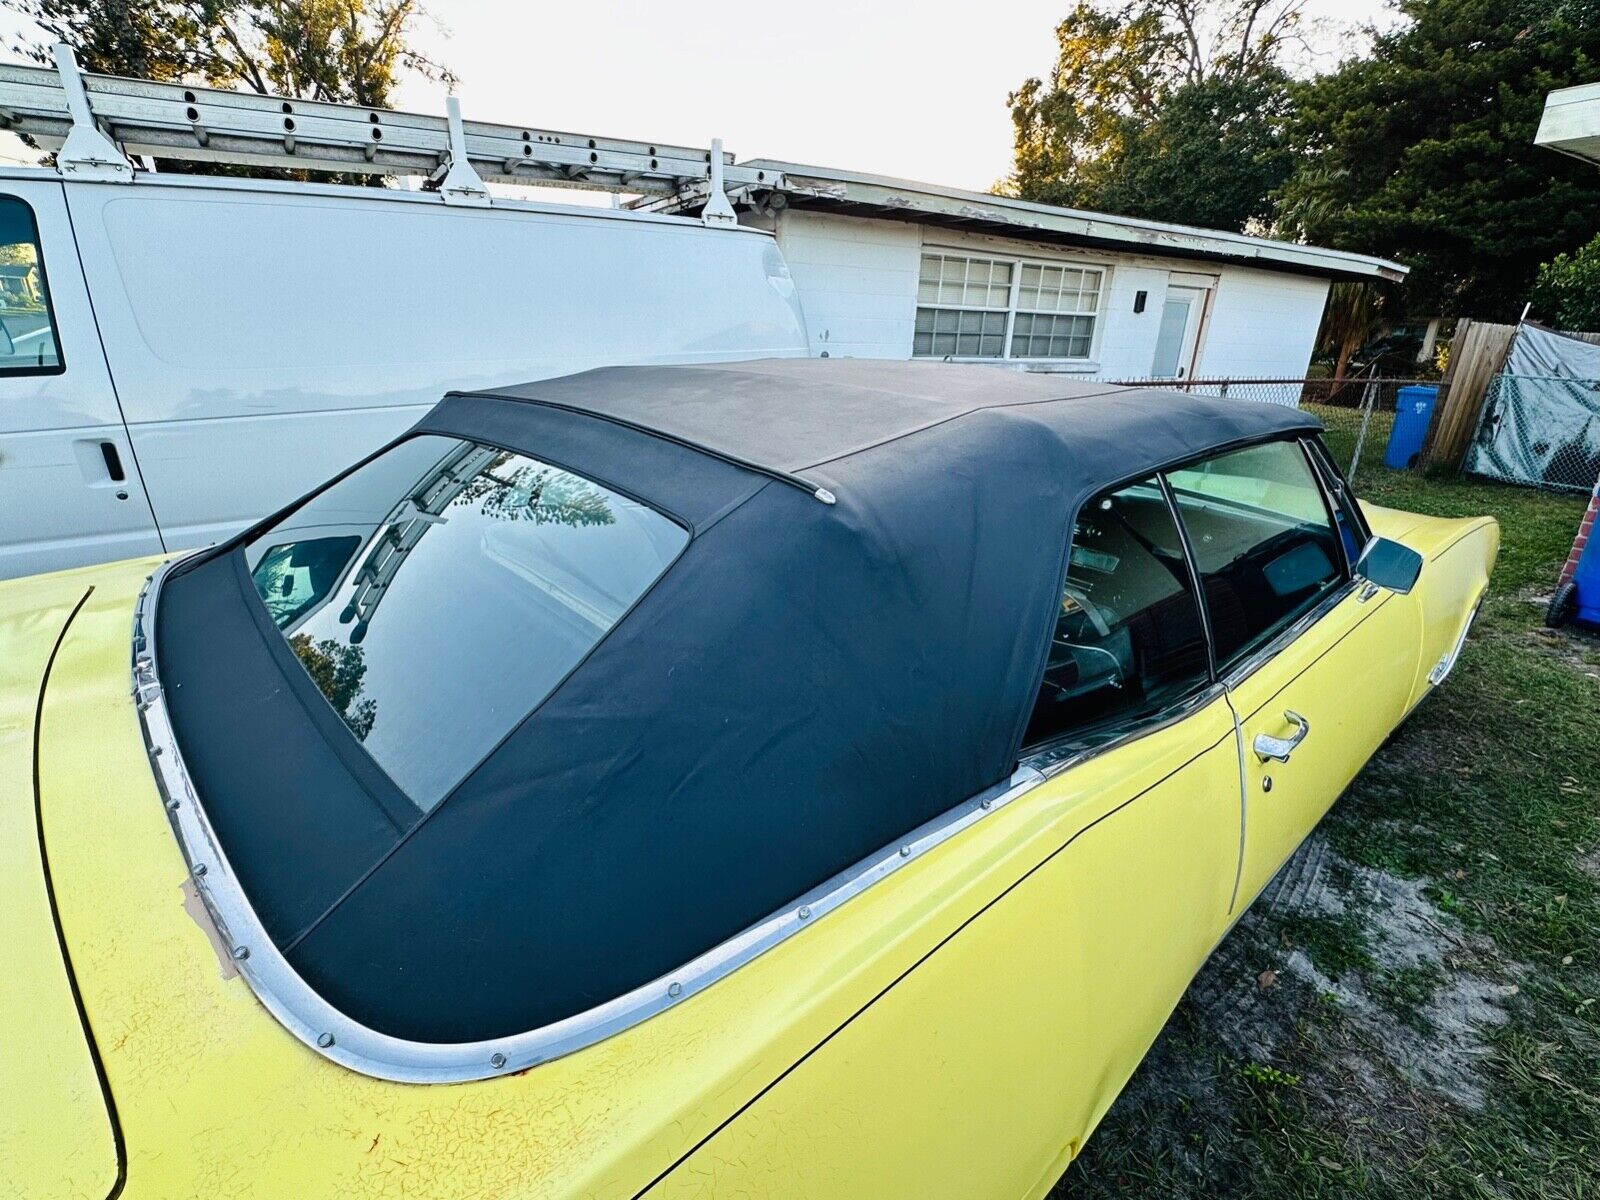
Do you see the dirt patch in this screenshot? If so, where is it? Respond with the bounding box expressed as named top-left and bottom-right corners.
top-left (1181, 834), bottom-right (1516, 1108)
top-left (1279, 864), bottom-right (1517, 1109)
top-left (1522, 590), bottom-right (1600, 681)
top-left (1578, 845), bottom-right (1600, 880)
top-left (1058, 834), bottom-right (1522, 1196)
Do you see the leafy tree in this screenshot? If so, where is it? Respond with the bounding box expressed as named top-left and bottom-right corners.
top-left (1275, 0), bottom-right (1600, 321)
top-left (456, 455), bottom-right (619, 528)
top-left (288, 633), bottom-right (376, 738)
top-left (4, 0), bottom-right (454, 109)
top-left (1317, 280), bottom-right (1385, 380)
top-left (1530, 234), bottom-right (1600, 331)
top-left (1006, 0), bottom-right (1302, 230)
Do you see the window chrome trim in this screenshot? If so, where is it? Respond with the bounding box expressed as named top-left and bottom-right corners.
top-left (1215, 577), bottom-right (1363, 694)
top-left (133, 556), bottom-right (1046, 1084)
top-left (1022, 681), bottom-right (1228, 779)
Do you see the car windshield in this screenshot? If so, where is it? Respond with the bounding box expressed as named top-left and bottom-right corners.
top-left (243, 434), bottom-right (688, 810)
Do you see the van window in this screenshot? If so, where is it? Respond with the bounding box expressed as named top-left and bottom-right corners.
top-left (1165, 439), bottom-right (1343, 671)
top-left (243, 435), bottom-right (689, 810)
top-left (0, 197), bottom-right (62, 374)
top-left (1023, 477), bottom-right (1211, 748)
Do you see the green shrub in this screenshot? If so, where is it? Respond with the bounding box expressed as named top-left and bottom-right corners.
top-left (1531, 235), bottom-right (1600, 333)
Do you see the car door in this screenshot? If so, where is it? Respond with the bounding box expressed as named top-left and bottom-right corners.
top-left (0, 179), bottom-right (161, 580)
top-left (1164, 438), bottom-right (1421, 911)
top-left (648, 477), bottom-right (1243, 1198)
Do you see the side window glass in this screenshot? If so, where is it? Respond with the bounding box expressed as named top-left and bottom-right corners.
top-left (1023, 477), bottom-right (1211, 749)
top-left (1166, 440), bottom-right (1343, 671)
top-left (0, 197), bottom-right (61, 374)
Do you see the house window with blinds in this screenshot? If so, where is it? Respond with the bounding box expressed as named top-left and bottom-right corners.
top-left (913, 252), bottom-right (1104, 362)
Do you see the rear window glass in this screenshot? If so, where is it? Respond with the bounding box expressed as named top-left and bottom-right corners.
top-left (244, 435), bottom-right (687, 809)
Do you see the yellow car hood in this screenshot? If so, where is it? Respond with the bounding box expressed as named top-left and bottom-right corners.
top-left (0, 562), bottom-right (136, 1200)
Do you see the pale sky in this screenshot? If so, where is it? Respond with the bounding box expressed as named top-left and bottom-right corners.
top-left (1, 0), bottom-right (1401, 191)
top-left (390, 0), bottom-right (1401, 192)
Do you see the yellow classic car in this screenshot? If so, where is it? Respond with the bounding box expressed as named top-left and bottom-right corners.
top-left (4, 360), bottom-right (1495, 1199)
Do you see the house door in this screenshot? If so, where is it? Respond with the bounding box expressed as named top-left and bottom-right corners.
top-left (1150, 284), bottom-right (1208, 379)
top-left (0, 180), bottom-right (161, 580)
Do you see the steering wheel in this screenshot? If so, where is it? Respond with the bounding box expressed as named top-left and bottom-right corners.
top-left (1045, 583), bottom-right (1126, 698)
top-left (1060, 582), bottom-right (1113, 639)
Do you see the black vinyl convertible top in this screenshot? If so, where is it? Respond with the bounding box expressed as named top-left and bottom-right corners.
top-left (471, 357), bottom-right (1126, 479)
top-left (158, 359), bottom-right (1319, 1044)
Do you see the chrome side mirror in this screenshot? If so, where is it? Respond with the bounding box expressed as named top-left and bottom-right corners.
top-left (1356, 536), bottom-right (1423, 595)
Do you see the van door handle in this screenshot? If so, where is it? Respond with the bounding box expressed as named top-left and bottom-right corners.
top-left (99, 441), bottom-right (126, 482)
top-left (1253, 711), bottom-right (1309, 763)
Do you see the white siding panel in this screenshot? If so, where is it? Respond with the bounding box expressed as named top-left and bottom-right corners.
top-left (775, 211), bottom-right (920, 358)
top-left (1196, 269), bottom-right (1330, 379)
top-left (1093, 265), bottom-right (1171, 379)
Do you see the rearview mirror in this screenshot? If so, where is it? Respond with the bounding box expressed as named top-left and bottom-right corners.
top-left (1356, 536), bottom-right (1423, 595)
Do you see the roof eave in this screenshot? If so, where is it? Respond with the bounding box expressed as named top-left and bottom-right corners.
top-left (643, 167), bottom-right (1407, 285)
top-left (1536, 82), bottom-right (1600, 168)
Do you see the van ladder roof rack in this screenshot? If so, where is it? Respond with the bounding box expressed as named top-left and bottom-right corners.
top-left (0, 45), bottom-right (771, 220)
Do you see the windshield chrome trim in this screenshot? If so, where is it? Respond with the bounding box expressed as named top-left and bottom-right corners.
top-left (134, 556), bottom-right (1046, 1084)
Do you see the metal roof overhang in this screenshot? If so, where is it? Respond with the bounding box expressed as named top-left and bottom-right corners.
top-left (1537, 82), bottom-right (1600, 168)
top-left (644, 161), bottom-right (1407, 285)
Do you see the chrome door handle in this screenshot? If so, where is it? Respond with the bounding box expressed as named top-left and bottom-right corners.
top-left (1253, 711), bottom-right (1310, 763)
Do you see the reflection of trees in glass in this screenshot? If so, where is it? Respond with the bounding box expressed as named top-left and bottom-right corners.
top-left (289, 633), bottom-right (377, 739)
top-left (453, 455), bottom-right (616, 528)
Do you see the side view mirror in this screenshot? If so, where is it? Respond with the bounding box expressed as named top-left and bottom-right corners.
top-left (1356, 536), bottom-right (1423, 595)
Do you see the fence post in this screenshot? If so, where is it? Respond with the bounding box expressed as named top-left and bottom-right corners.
top-left (1347, 376), bottom-right (1379, 482)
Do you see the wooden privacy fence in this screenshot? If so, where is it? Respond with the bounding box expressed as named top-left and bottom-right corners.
top-left (1419, 319), bottom-right (1517, 471)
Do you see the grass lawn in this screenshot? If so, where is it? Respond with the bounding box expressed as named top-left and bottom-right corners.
top-left (1055, 427), bottom-right (1600, 1198)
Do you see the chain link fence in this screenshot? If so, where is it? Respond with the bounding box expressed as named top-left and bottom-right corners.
top-left (1462, 374), bottom-right (1600, 495)
top-left (1106, 376), bottom-right (1434, 484)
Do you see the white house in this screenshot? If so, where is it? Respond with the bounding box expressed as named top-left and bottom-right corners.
top-left (646, 161), bottom-right (1407, 382)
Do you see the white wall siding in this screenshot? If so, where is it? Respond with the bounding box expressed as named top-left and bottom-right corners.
top-left (773, 210), bottom-right (920, 358)
top-left (1196, 268), bottom-right (1331, 379)
top-left (770, 209), bottom-right (1332, 381)
top-left (1092, 263), bottom-right (1174, 379)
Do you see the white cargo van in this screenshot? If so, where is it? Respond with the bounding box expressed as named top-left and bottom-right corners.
top-left (0, 54), bottom-right (809, 580)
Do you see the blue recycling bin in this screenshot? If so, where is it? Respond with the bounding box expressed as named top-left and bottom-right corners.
top-left (1574, 512), bottom-right (1600, 630)
top-left (1383, 384), bottom-right (1438, 470)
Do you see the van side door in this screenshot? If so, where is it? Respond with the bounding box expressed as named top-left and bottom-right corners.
top-left (0, 179), bottom-right (161, 580)
top-left (1164, 438), bottom-right (1421, 910)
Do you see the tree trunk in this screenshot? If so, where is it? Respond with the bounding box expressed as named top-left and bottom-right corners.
top-left (1333, 334), bottom-right (1358, 382)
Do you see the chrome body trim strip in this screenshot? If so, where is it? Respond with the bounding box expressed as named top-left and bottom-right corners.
top-left (1226, 703), bottom-right (1248, 915)
top-left (1427, 593), bottom-right (1483, 688)
top-left (133, 556), bottom-right (1047, 1084)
